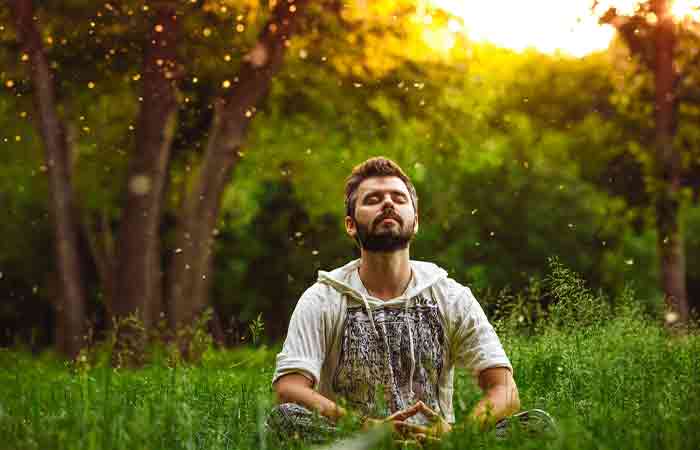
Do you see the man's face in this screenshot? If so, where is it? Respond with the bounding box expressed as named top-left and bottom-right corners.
top-left (346, 176), bottom-right (418, 252)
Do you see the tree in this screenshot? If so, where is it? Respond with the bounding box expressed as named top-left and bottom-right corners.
top-left (7, 0), bottom-right (440, 356)
top-left (6, 0), bottom-right (313, 358)
top-left (166, 0), bottom-right (311, 338)
top-left (599, 0), bottom-right (700, 323)
top-left (10, 0), bottom-right (86, 358)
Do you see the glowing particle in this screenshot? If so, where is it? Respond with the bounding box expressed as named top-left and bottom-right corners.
top-left (21, 53), bottom-right (29, 62)
top-left (224, 54), bottom-right (231, 61)
top-left (222, 80), bottom-right (231, 88)
top-left (192, 77), bottom-right (198, 83)
top-left (236, 23), bottom-right (245, 32)
top-left (245, 110), bottom-right (252, 117)
top-left (129, 175), bottom-right (152, 195)
top-left (154, 24), bottom-right (164, 33)
top-left (15, 135), bottom-right (21, 142)
top-left (88, 81), bottom-right (95, 89)
top-left (5, 80), bottom-right (14, 88)
top-left (132, 74), bottom-right (141, 81)
top-left (202, 28), bottom-right (212, 37)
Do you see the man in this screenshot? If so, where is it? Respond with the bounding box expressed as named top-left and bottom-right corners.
top-left (269, 157), bottom-right (553, 442)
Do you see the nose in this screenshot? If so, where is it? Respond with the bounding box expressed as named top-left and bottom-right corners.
top-left (380, 194), bottom-right (395, 209)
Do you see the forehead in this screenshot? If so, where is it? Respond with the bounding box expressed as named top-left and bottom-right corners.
top-left (356, 176), bottom-right (410, 197)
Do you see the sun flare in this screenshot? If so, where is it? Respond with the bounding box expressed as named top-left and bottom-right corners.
top-left (427, 0), bottom-right (700, 56)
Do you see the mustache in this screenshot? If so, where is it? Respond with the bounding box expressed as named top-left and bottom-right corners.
top-left (373, 210), bottom-right (403, 227)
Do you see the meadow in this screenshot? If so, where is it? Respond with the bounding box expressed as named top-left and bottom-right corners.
top-left (2, 266), bottom-right (699, 450)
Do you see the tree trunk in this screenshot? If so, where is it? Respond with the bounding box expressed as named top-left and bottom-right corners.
top-left (11, 0), bottom-right (86, 358)
top-left (652, 0), bottom-right (689, 325)
top-left (114, 3), bottom-right (180, 335)
top-left (167, 0), bottom-right (309, 334)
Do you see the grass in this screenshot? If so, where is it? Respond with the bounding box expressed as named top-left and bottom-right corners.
top-left (2, 266), bottom-right (699, 449)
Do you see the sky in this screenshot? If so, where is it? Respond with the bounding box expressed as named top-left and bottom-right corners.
top-left (428, 0), bottom-right (700, 56)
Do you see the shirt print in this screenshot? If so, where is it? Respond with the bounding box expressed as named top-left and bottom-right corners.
top-left (332, 294), bottom-right (445, 421)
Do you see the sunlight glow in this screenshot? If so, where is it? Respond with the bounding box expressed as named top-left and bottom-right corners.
top-left (428, 0), bottom-right (700, 56)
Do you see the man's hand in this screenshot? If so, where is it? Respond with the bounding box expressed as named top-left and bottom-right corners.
top-left (362, 401), bottom-right (451, 444)
top-left (274, 373), bottom-right (347, 421)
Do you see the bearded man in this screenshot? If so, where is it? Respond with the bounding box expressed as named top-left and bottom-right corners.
top-left (268, 157), bottom-right (554, 443)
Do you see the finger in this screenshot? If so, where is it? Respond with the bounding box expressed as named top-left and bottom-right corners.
top-left (414, 402), bottom-right (440, 421)
top-left (411, 433), bottom-right (441, 443)
top-left (392, 421), bottom-right (430, 434)
top-left (386, 403), bottom-right (422, 421)
top-left (412, 433), bottom-right (427, 442)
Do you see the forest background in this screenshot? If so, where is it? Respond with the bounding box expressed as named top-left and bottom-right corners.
top-left (1, 0), bottom-right (700, 358)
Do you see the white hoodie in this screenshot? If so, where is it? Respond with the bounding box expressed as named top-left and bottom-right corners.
top-left (272, 259), bottom-right (512, 423)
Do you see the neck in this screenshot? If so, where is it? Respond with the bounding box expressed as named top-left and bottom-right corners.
top-left (358, 247), bottom-right (412, 300)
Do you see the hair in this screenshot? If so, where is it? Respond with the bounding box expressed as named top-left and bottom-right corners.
top-left (344, 156), bottom-right (418, 219)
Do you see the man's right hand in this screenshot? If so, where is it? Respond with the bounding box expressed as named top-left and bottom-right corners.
top-left (274, 373), bottom-right (347, 421)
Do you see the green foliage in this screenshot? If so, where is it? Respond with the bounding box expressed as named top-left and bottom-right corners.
top-left (545, 257), bottom-right (613, 329)
top-left (3, 0), bottom-right (699, 346)
top-left (1, 292), bottom-right (699, 450)
top-left (248, 313), bottom-right (265, 346)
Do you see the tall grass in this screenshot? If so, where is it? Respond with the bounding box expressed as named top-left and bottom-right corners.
top-left (1, 261), bottom-right (698, 449)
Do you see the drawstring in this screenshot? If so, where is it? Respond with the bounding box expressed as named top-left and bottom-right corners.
top-left (360, 292), bottom-right (380, 338)
top-left (405, 297), bottom-right (416, 399)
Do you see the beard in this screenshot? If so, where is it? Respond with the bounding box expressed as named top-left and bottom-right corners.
top-left (354, 211), bottom-right (415, 252)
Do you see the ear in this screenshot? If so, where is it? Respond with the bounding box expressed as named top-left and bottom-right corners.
top-left (345, 216), bottom-right (356, 238)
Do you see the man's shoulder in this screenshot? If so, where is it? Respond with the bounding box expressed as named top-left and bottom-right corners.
top-left (428, 275), bottom-right (477, 310)
top-left (297, 281), bottom-right (344, 307)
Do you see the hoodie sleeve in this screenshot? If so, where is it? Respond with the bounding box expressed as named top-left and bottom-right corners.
top-left (272, 284), bottom-right (328, 388)
top-left (447, 281), bottom-right (512, 381)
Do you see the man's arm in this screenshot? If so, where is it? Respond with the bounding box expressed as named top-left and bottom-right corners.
top-left (273, 373), bottom-right (347, 421)
top-left (469, 367), bottom-right (521, 429)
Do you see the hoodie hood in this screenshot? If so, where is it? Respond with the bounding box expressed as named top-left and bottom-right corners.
top-left (317, 259), bottom-right (448, 307)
